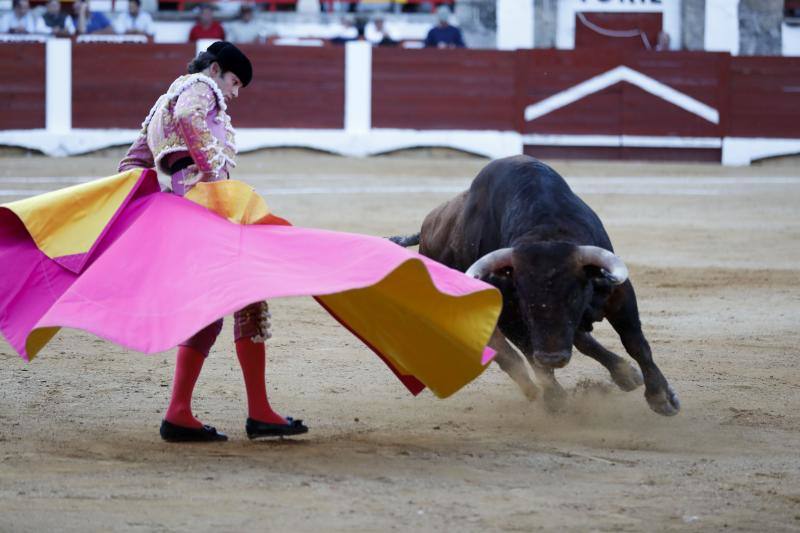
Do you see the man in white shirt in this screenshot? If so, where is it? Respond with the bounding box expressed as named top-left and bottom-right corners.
top-left (225, 4), bottom-right (261, 44)
top-left (114, 0), bottom-right (154, 38)
top-left (0, 0), bottom-right (41, 34)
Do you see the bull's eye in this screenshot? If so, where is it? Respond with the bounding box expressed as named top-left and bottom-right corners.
top-left (499, 267), bottom-right (513, 277)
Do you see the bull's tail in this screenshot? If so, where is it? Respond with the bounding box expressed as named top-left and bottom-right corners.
top-left (387, 232), bottom-right (421, 247)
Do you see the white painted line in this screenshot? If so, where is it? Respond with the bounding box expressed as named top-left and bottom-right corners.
top-left (620, 136), bottom-right (722, 148)
top-left (522, 134), bottom-right (723, 148)
top-left (567, 176), bottom-right (800, 185)
top-left (524, 65), bottom-right (720, 124)
top-left (0, 177), bottom-right (92, 184)
top-left (257, 185), bottom-right (464, 195)
top-left (255, 186), bottom-right (730, 197)
top-left (3, 176), bottom-right (800, 201)
top-left (2, 176), bottom-right (800, 186)
top-left (0, 189), bottom-right (53, 196)
top-left (0, 185), bottom-right (793, 200)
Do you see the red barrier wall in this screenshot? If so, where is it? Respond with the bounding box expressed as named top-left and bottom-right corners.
top-left (523, 145), bottom-right (722, 162)
top-left (227, 45), bottom-right (345, 129)
top-left (72, 43), bottom-right (194, 129)
top-left (4, 42), bottom-right (799, 163)
top-left (372, 48), bottom-right (517, 131)
top-left (517, 50), bottom-right (727, 138)
top-left (728, 57), bottom-right (800, 138)
top-left (0, 43), bottom-right (45, 129)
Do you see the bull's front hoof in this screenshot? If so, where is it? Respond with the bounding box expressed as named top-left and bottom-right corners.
top-left (646, 385), bottom-right (680, 416)
top-left (521, 383), bottom-right (540, 402)
top-left (543, 385), bottom-right (568, 413)
top-left (611, 362), bottom-right (644, 392)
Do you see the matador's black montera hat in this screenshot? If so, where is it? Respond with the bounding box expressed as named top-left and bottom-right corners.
top-left (207, 41), bottom-right (252, 87)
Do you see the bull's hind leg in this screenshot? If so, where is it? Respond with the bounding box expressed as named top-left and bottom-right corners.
top-left (489, 330), bottom-right (540, 401)
top-left (606, 283), bottom-right (680, 416)
top-left (573, 330), bottom-right (643, 391)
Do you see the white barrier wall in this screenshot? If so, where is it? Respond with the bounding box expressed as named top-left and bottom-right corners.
top-left (497, 0), bottom-right (534, 50)
top-left (704, 0), bottom-right (740, 54)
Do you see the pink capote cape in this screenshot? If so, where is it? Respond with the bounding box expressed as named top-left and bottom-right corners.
top-left (0, 169), bottom-right (501, 398)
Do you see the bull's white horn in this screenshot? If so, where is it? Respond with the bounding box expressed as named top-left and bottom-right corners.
top-left (465, 247), bottom-right (514, 279)
top-left (576, 245), bottom-right (628, 285)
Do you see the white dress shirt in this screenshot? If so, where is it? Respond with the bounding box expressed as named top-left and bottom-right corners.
top-left (114, 11), bottom-right (154, 35)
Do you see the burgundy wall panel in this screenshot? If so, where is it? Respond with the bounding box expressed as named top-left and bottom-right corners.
top-left (623, 52), bottom-right (727, 137)
top-left (226, 45), bottom-right (344, 129)
top-left (524, 145), bottom-right (623, 160)
top-left (621, 84), bottom-right (718, 137)
top-left (0, 43), bottom-right (45, 129)
top-left (372, 48), bottom-right (516, 130)
top-left (728, 57), bottom-right (800, 138)
top-left (72, 43), bottom-right (194, 129)
top-left (526, 88), bottom-right (623, 135)
top-left (518, 50), bottom-right (725, 137)
top-left (517, 49), bottom-right (623, 135)
top-left (523, 145), bottom-right (720, 162)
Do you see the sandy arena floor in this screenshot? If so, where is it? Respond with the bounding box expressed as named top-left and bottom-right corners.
top-left (0, 150), bottom-right (799, 532)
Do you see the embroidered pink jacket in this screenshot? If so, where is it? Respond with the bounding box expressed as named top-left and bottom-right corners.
top-left (118, 73), bottom-right (236, 192)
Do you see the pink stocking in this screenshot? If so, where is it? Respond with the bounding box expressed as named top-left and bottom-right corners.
top-left (235, 339), bottom-right (286, 425)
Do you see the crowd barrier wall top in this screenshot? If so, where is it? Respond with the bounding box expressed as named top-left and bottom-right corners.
top-left (1, 41), bottom-right (799, 165)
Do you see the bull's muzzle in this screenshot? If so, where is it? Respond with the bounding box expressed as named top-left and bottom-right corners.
top-left (534, 351), bottom-right (572, 368)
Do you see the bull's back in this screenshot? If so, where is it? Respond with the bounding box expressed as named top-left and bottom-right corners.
top-left (466, 155), bottom-right (611, 249)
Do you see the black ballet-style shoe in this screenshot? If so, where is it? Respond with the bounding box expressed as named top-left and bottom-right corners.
top-left (160, 419), bottom-right (228, 442)
top-left (246, 417), bottom-right (309, 439)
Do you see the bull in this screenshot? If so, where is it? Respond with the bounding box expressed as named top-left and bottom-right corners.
top-left (390, 155), bottom-right (679, 416)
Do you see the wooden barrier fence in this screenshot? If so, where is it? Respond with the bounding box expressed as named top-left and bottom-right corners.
top-left (1, 42), bottom-right (799, 163)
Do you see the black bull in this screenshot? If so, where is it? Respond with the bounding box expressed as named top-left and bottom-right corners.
top-left (390, 155), bottom-right (679, 416)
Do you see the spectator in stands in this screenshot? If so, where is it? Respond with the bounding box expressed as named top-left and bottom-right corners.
top-left (114, 0), bottom-right (155, 38)
top-left (73, 0), bottom-right (113, 35)
top-left (367, 16), bottom-right (397, 46)
top-left (424, 5), bottom-right (464, 48)
top-left (40, 0), bottom-right (75, 36)
top-left (189, 4), bottom-right (225, 42)
top-left (354, 15), bottom-right (368, 41)
top-left (0, 0), bottom-right (40, 34)
top-left (329, 14), bottom-right (358, 44)
top-left (226, 4), bottom-right (260, 44)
